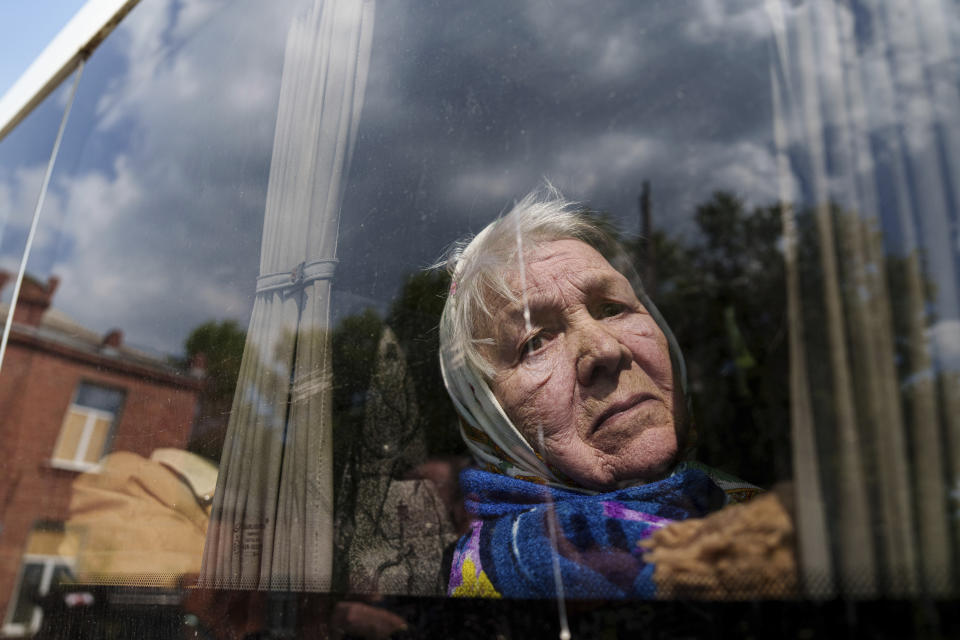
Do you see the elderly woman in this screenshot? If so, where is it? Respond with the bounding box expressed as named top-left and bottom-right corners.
top-left (439, 188), bottom-right (760, 599)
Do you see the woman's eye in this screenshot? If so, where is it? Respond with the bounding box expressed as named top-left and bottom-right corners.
top-left (522, 334), bottom-right (547, 357)
top-left (595, 302), bottom-right (626, 318)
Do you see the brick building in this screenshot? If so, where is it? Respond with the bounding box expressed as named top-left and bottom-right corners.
top-left (0, 274), bottom-right (203, 636)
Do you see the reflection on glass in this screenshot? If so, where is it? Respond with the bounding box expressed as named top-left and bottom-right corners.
top-left (2, 521), bottom-right (74, 636)
top-left (201, 0), bottom-right (375, 592)
top-left (769, 0), bottom-right (960, 597)
top-left (0, 0), bottom-right (303, 626)
top-left (51, 382), bottom-right (124, 471)
top-left (332, 0), bottom-right (797, 602)
top-left (8, 563), bottom-right (43, 626)
top-left (0, 0), bottom-right (956, 634)
top-left (0, 75), bottom-right (75, 307)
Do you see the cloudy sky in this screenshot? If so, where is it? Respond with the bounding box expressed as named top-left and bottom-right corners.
top-left (0, 0), bottom-right (957, 369)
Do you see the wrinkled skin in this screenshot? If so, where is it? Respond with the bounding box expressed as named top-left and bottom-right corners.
top-left (482, 239), bottom-right (684, 491)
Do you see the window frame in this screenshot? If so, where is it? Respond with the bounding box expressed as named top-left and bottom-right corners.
top-left (2, 553), bottom-right (74, 637)
top-left (0, 0), bottom-right (140, 143)
top-left (49, 380), bottom-right (124, 472)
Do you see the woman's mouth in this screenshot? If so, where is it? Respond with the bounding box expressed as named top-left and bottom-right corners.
top-left (592, 394), bottom-right (658, 433)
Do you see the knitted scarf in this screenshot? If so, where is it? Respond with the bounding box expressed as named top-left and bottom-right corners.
top-left (448, 465), bottom-right (735, 599)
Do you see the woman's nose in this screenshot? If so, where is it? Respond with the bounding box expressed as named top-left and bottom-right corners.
top-left (575, 318), bottom-right (630, 386)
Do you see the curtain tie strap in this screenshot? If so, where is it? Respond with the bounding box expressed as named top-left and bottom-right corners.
top-left (256, 259), bottom-right (338, 295)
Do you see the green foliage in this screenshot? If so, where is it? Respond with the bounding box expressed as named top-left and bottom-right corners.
top-left (183, 319), bottom-right (247, 461)
top-left (329, 270), bottom-right (464, 482)
top-left (626, 193), bottom-right (792, 486)
top-left (386, 268), bottom-right (463, 457)
top-left (628, 193), bottom-right (930, 488)
top-left (331, 308), bottom-right (385, 419)
top-left (184, 319), bottom-right (247, 401)
top-left (331, 307), bottom-right (385, 484)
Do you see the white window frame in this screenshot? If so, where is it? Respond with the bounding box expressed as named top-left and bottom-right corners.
top-left (2, 554), bottom-right (74, 637)
top-left (0, 0), bottom-right (141, 143)
top-left (50, 403), bottom-right (116, 472)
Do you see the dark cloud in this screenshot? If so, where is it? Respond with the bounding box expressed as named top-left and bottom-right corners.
top-left (0, 0), bottom-right (956, 355)
top-left (0, 0), bottom-right (295, 353)
top-left (336, 0), bottom-right (781, 308)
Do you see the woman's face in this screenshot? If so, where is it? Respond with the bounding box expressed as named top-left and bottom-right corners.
top-left (483, 239), bottom-right (682, 491)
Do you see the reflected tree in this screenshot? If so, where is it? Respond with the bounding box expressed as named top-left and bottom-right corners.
top-left (629, 192), bottom-right (934, 492)
top-left (223, 190), bottom-right (943, 595)
top-left (628, 192), bottom-right (792, 487)
top-left (331, 308), bottom-right (384, 487)
top-left (385, 269), bottom-right (461, 457)
top-left (330, 270), bottom-right (464, 594)
top-left (182, 319), bottom-right (247, 461)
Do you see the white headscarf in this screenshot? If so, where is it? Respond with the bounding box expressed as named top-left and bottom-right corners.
top-left (438, 220), bottom-right (690, 492)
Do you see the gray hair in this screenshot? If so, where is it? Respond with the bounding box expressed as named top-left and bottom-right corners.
top-left (438, 186), bottom-right (652, 379)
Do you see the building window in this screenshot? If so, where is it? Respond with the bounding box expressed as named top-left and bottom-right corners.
top-left (2, 557), bottom-right (73, 636)
top-left (50, 382), bottom-right (125, 472)
top-left (2, 524), bottom-right (75, 637)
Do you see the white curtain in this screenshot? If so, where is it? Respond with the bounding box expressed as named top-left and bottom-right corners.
top-left (200, 0), bottom-right (375, 591)
top-left (767, 0), bottom-right (959, 597)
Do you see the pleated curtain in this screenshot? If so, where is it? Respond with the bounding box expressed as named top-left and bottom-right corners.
top-left (200, 0), bottom-right (375, 591)
top-left (766, 0), bottom-right (960, 597)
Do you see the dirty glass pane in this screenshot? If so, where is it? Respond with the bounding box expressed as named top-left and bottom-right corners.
top-left (0, 0), bottom-right (303, 624)
top-left (331, 0), bottom-right (960, 606)
top-left (331, 0), bottom-right (790, 598)
top-left (0, 0), bottom-right (957, 636)
top-left (766, 0), bottom-right (960, 599)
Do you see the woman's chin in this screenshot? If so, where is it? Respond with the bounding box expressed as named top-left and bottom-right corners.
top-left (570, 427), bottom-right (681, 491)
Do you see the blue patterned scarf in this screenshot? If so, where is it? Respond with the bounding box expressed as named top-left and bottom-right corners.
top-left (448, 465), bottom-right (731, 599)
